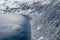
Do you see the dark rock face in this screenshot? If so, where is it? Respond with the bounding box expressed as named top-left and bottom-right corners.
top-left (31, 0), bottom-right (60, 40)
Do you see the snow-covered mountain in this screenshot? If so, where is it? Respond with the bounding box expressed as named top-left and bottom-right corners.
top-left (0, 0), bottom-right (60, 40)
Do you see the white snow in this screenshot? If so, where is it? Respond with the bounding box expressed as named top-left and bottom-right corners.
top-left (37, 27), bottom-right (41, 30)
top-left (0, 1), bottom-right (5, 4)
top-left (40, 0), bottom-right (52, 5)
top-left (38, 36), bottom-right (44, 40)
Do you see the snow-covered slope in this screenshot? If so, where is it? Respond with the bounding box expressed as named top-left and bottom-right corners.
top-left (0, 0), bottom-right (60, 40)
